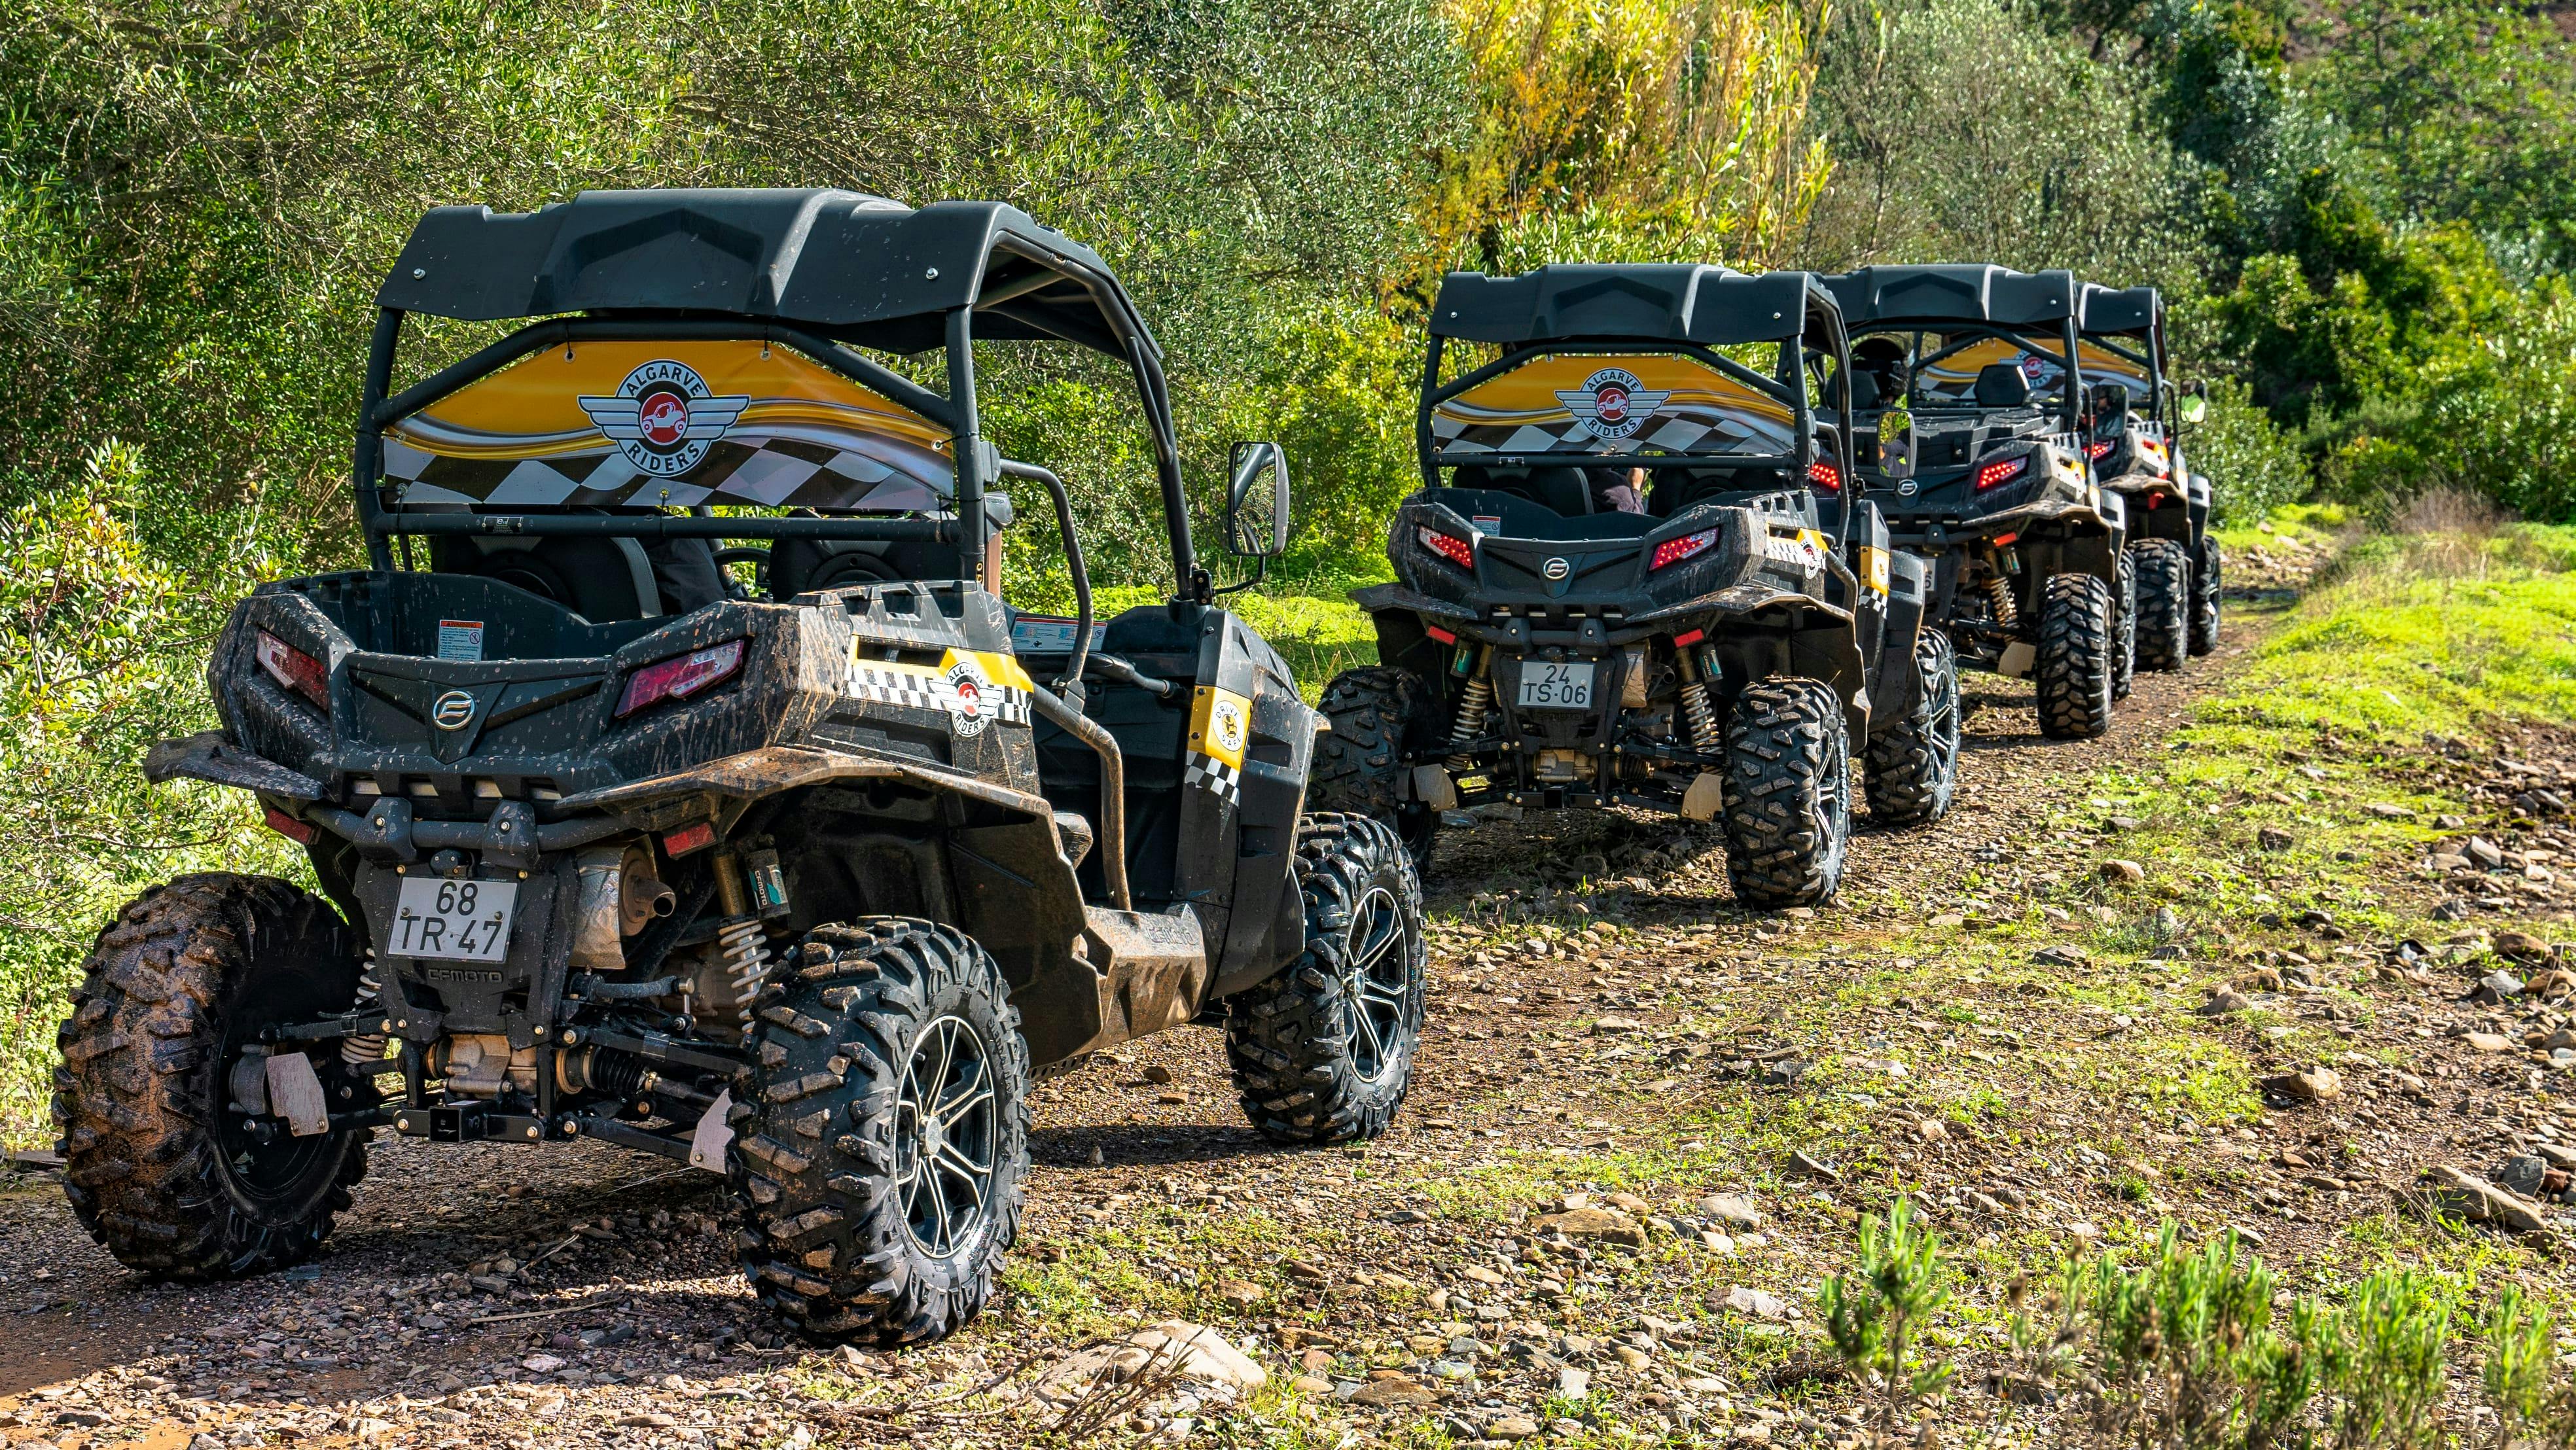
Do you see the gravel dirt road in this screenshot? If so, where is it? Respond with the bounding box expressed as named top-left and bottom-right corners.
top-left (5, 576), bottom-right (2561, 1449)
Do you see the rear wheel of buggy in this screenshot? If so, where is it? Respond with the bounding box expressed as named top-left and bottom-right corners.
top-left (2112, 547), bottom-right (2138, 701)
top-left (1720, 679), bottom-right (1851, 909)
top-left (1225, 814), bottom-right (1427, 1145)
top-left (2035, 573), bottom-right (2117, 739)
top-left (55, 873), bottom-right (371, 1279)
top-left (2189, 537), bottom-right (2223, 657)
top-left (1863, 628), bottom-right (1961, 826)
top-left (2130, 539), bottom-right (2192, 673)
top-left (1310, 667), bottom-right (1443, 872)
top-left (730, 919), bottom-right (1031, 1347)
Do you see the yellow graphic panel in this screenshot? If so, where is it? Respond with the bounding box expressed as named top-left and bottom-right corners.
top-left (1431, 353), bottom-right (1795, 458)
top-left (382, 340), bottom-right (953, 512)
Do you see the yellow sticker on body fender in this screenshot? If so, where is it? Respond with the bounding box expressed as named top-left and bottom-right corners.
top-left (844, 645), bottom-right (1033, 736)
top-left (1861, 545), bottom-right (1890, 595)
top-left (1184, 685), bottom-right (1252, 809)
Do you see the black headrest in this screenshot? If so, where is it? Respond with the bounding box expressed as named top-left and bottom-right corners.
top-left (1848, 370), bottom-right (1882, 412)
top-left (1974, 362), bottom-right (2034, 409)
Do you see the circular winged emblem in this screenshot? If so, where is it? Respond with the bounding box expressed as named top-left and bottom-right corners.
top-left (1556, 366), bottom-right (1672, 442)
top-left (1211, 697), bottom-right (1248, 754)
top-left (1543, 557), bottom-right (1572, 580)
top-left (577, 360), bottom-right (753, 477)
top-left (430, 690), bottom-right (478, 732)
top-left (945, 656), bottom-right (994, 739)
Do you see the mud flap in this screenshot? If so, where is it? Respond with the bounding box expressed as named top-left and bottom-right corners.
top-left (689, 1088), bottom-right (734, 1171)
top-left (1681, 770), bottom-right (1725, 822)
top-left (1407, 764), bottom-right (1459, 811)
top-left (1998, 642), bottom-right (2037, 679)
top-left (264, 1051), bottom-right (332, 1137)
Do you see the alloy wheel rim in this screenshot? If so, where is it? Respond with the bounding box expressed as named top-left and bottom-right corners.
top-left (1339, 885), bottom-right (1413, 1082)
top-left (895, 1014), bottom-right (997, 1259)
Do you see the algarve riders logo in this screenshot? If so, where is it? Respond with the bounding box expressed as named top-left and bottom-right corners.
top-left (578, 360), bottom-right (751, 476)
top-left (946, 656), bottom-right (995, 738)
top-left (1556, 367), bottom-right (1671, 442)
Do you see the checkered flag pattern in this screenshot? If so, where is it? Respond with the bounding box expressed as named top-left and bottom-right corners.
top-left (846, 662), bottom-right (1032, 728)
top-left (381, 432), bottom-right (950, 515)
top-left (1183, 752), bottom-right (1242, 806)
top-left (1429, 402), bottom-right (1792, 460)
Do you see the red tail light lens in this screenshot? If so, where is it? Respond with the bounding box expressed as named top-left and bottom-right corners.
top-left (1975, 455), bottom-right (2031, 490)
top-left (1651, 528), bottom-right (1719, 571)
top-left (2085, 440), bottom-right (2115, 461)
top-left (617, 640), bottom-right (746, 718)
top-left (255, 631), bottom-right (330, 712)
top-left (1806, 461), bottom-right (1842, 493)
top-left (1418, 527), bottom-right (1476, 570)
top-left (262, 805), bottom-right (317, 844)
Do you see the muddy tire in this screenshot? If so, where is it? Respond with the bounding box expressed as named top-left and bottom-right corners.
top-left (1720, 679), bottom-right (1851, 908)
top-left (2131, 539), bottom-right (2192, 673)
top-left (1864, 628), bottom-right (1961, 826)
top-left (2035, 573), bottom-right (2117, 740)
top-left (54, 873), bottom-right (369, 1279)
top-left (2113, 546), bottom-right (2137, 701)
top-left (1225, 814), bottom-right (1427, 1145)
top-left (730, 919), bottom-right (1031, 1347)
top-left (2190, 537), bottom-right (2223, 657)
top-left (1310, 666), bottom-right (1442, 871)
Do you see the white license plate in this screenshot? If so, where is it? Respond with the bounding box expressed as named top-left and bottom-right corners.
top-left (392, 877), bottom-right (518, 962)
top-left (1517, 662), bottom-right (1596, 709)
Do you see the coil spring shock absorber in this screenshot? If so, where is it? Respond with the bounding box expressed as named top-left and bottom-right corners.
top-left (1675, 645), bottom-right (1723, 754)
top-left (341, 953), bottom-right (387, 1069)
top-left (1446, 648), bottom-right (1494, 773)
top-left (1986, 576), bottom-right (2019, 631)
top-left (713, 847), bottom-right (781, 1033)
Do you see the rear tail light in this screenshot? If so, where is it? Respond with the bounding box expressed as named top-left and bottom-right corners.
top-left (262, 805), bottom-right (317, 844)
top-left (1806, 461), bottom-right (1842, 493)
top-left (616, 639), bottom-right (746, 718)
top-left (1651, 529), bottom-right (1719, 571)
top-left (2085, 440), bottom-right (2114, 461)
top-left (1975, 455), bottom-right (2031, 490)
top-left (1424, 624), bottom-right (1458, 645)
top-left (255, 631), bottom-right (330, 712)
top-left (1418, 528), bottom-right (1476, 570)
top-left (1672, 628), bottom-right (1706, 648)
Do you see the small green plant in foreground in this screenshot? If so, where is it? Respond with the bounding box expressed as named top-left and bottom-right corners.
top-left (1822, 1195), bottom-right (1952, 1445)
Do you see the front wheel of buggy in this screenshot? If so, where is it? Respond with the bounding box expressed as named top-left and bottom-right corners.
top-left (730, 919), bottom-right (1031, 1347)
top-left (1864, 628), bottom-right (1961, 826)
top-left (1225, 814), bottom-right (1427, 1145)
top-left (1310, 667), bottom-right (1442, 872)
top-left (2130, 539), bottom-right (2192, 673)
top-left (2189, 537), bottom-right (2223, 657)
top-left (2035, 573), bottom-right (2117, 740)
top-left (54, 874), bottom-right (370, 1279)
top-left (1721, 679), bottom-right (1852, 909)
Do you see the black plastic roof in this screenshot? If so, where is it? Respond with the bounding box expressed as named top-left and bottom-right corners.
top-left (1820, 265), bottom-right (2079, 328)
top-left (2078, 283), bottom-right (2162, 337)
top-left (1427, 265), bottom-right (1836, 346)
top-left (376, 188), bottom-right (1157, 358)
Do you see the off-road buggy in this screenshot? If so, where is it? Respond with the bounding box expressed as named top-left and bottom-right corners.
top-left (2077, 283), bottom-right (2221, 667)
top-left (56, 189), bottom-right (1429, 1346)
top-left (1311, 265), bottom-right (1959, 909)
top-left (1819, 266), bottom-right (2132, 739)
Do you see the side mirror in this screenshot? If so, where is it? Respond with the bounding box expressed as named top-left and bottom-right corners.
top-left (1225, 440), bottom-right (1292, 558)
top-left (2178, 394), bottom-right (2208, 425)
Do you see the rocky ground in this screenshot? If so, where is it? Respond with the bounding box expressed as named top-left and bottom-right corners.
top-left (7, 557), bottom-right (2570, 1449)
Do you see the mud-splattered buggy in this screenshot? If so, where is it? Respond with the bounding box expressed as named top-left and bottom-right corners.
top-left (1819, 266), bottom-right (2132, 739)
top-left (1312, 265), bottom-right (1960, 910)
top-left (56, 189), bottom-right (1429, 1347)
top-left (2077, 283), bottom-right (2221, 669)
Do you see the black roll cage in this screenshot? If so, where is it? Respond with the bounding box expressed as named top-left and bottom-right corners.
top-left (1854, 315), bottom-right (2088, 437)
top-left (354, 279), bottom-right (1198, 599)
top-left (1414, 328), bottom-right (1852, 487)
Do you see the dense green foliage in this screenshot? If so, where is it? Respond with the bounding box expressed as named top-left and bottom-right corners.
top-left (2, 0), bottom-right (2571, 1139)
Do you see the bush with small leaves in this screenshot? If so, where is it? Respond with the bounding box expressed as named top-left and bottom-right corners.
top-left (1821, 1195), bottom-right (1953, 1445)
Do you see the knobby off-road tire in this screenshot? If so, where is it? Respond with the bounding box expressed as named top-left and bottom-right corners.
top-left (2190, 537), bottom-right (2223, 658)
top-left (2035, 573), bottom-right (2117, 740)
top-left (1310, 666), bottom-right (1442, 872)
top-left (2113, 547), bottom-right (2138, 702)
top-left (1225, 813), bottom-right (1427, 1145)
top-left (2131, 538), bottom-right (2192, 673)
top-left (1720, 679), bottom-right (1852, 909)
top-left (1864, 628), bottom-right (1961, 826)
top-left (56, 873), bottom-right (369, 1279)
top-left (730, 919), bottom-right (1031, 1347)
